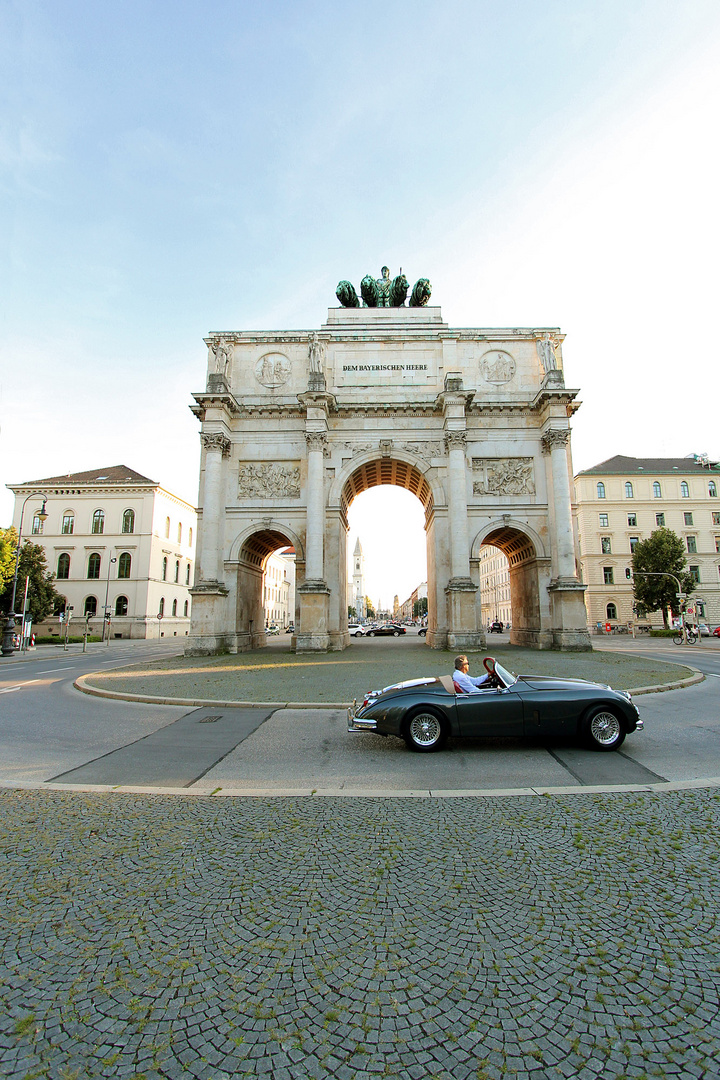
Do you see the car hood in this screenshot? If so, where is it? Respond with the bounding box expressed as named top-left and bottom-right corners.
top-left (517, 675), bottom-right (614, 692)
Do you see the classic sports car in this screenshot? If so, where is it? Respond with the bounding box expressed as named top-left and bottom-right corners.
top-left (348, 657), bottom-right (643, 753)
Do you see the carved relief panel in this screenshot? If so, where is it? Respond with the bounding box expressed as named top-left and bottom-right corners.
top-left (472, 458), bottom-right (535, 496)
top-left (238, 462), bottom-right (301, 498)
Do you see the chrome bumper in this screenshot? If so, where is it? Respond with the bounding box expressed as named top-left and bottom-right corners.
top-left (347, 707), bottom-right (378, 733)
top-left (635, 718), bottom-right (644, 731)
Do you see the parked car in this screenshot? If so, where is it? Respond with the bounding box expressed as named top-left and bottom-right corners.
top-left (712, 626), bottom-right (720, 638)
top-left (285, 624), bottom-right (294, 634)
top-left (365, 623), bottom-right (406, 637)
top-left (348, 623), bottom-right (367, 637)
top-left (266, 625), bottom-right (279, 635)
top-left (489, 621), bottom-right (504, 633)
top-left (418, 626), bottom-right (427, 637)
top-left (697, 623), bottom-right (710, 637)
top-left (348, 656), bottom-right (643, 753)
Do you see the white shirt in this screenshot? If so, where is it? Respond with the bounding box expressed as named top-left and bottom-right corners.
top-left (452, 669), bottom-right (491, 694)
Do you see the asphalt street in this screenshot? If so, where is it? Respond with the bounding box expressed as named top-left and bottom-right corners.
top-left (0, 637), bottom-right (718, 793)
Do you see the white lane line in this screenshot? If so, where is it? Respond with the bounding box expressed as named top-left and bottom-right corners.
top-left (707, 673), bottom-right (720, 678)
top-left (36, 667), bottom-right (78, 674)
top-left (0, 680), bottom-right (40, 694)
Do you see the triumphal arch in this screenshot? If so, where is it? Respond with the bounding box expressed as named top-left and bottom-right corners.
top-left (186, 268), bottom-right (590, 654)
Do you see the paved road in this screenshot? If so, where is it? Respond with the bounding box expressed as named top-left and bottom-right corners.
top-left (1, 638), bottom-right (718, 792)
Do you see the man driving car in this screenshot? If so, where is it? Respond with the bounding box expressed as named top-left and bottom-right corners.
top-left (452, 655), bottom-right (495, 694)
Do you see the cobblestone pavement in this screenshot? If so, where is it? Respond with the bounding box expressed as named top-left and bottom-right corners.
top-left (2, 788), bottom-right (719, 1080)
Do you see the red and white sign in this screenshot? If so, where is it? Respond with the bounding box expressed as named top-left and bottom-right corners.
top-left (604, 622), bottom-right (612, 632)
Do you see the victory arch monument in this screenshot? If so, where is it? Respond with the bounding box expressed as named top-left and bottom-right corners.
top-left (186, 268), bottom-right (591, 655)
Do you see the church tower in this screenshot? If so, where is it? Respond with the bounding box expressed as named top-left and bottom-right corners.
top-left (352, 538), bottom-right (366, 619)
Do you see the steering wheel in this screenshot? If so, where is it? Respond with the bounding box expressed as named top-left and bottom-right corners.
top-left (483, 656), bottom-right (500, 687)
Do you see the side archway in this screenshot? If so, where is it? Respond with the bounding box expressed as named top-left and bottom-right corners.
top-left (472, 520), bottom-right (550, 648)
top-left (228, 524), bottom-right (302, 649)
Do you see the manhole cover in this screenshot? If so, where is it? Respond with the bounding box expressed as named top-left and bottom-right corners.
top-left (198, 715), bottom-right (223, 724)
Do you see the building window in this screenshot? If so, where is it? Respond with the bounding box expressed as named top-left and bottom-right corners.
top-left (627, 513), bottom-right (637, 527)
top-left (172, 598), bottom-right (178, 616)
top-left (118, 552), bottom-right (131, 579)
top-left (601, 537), bottom-right (612, 554)
top-left (599, 513), bottom-right (609, 528)
top-left (186, 564), bottom-right (191, 585)
top-left (87, 553), bottom-right (101, 579)
top-left (687, 536), bottom-right (697, 554)
top-left (710, 481), bottom-right (718, 497)
top-left (32, 513), bottom-right (44, 535)
top-left (652, 482), bottom-right (662, 498)
top-left (165, 517), bottom-right (171, 538)
top-left (603, 566), bottom-right (614, 585)
top-left (624, 482), bottom-right (633, 499)
top-left (656, 513), bottom-right (665, 527)
top-left (184, 600), bottom-right (189, 616)
top-left (162, 556), bottom-right (168, 581)
top-left (189, 527), bottom-right (193, 546)
top-left (629, 537), bottom-right (639, 552)
top-left (684, 512), bottom-right (694, 526)
top-left (681, 482), bottom-right (689, 498)
top-left (715, 536), bottom-right (720, 554)
top-left (689, 565), bottom-right (700, 584)
top-left (177, 523), bottom-right (182, 544)
top-left (115, 595), bottom-right (128, 617)
top-left (122, 509), bottom-right (135, 533)
top-left (92, 509), bottom-right (105, 534)
top-left (175, 560), bottom-right (180, 583)
top-left (62, 512), bottom-right (74, 535)
top-left (159, 597), bottom-right (165, 617)
top-left (713, 513), bottom-right (720, 526)
top-left (606, 603), bottom-right (617, 620)
top-left (84, 595), bottom-right (97, 616)
top-left (597, 482), bottom-right (606, 499)
top-left (57, 553), bottom-right (70, 579)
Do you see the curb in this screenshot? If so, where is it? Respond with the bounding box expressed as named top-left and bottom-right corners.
top-left (74, 668), bottom-right (704, 709)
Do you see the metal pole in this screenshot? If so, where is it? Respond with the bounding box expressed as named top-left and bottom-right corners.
top-left (2, 492), bottom-right (47, 657)
top-left (102, 554), bottom-right (117, 644)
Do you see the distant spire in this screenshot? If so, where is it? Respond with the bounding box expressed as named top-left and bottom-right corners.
top-left (353, 537), bottom-right (363, 556)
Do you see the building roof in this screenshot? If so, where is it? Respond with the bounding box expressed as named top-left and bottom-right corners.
top-left (576, 455), bottom-right (719, 477)
top-left (10, 465), bottom-right (157, 487)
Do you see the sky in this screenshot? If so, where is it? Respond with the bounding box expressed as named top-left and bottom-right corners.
top-left (2, 0), bottom-right (719, 607)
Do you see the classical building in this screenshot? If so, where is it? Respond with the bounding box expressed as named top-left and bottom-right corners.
top-left (7, 466), bottom-right (197, 639)
top-left (399, 581), bottom-right (428, 622)
top-left (575, 455), bottom-right (720, 628)
top-left (187, 271), bottom-right (589, 653)
top-left (263, 548), bottom-right (295, 628)
top-left (478, 546), bottom-right (512, 627)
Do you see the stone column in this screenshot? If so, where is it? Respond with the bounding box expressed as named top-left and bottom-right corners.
top-left (542, 427), bottom-right (591, 650)
top-left (304, 431), bottom-right (326, 582)
top-left (541, 428), bottom-right (576, 581)
top-left (199, 432), bottom-right (230, 583)
top-left (445, 430), bottom-right (472, 582)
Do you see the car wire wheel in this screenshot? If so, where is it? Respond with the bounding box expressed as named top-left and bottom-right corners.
top-left (586, 708), bottom-right (624, 750)
top-left (405, 711), bottom-right (447, 752)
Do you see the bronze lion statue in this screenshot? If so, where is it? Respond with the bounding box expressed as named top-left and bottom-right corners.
top-left (409, 278), bottom-right (432, 307)
top-left (336, 280), bottom-right (360, 308)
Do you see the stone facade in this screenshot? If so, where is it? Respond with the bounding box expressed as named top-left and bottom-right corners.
top-left (575, 455), bottom-right (720, 629)
top-left (187, 305), bottom-right (590, 654)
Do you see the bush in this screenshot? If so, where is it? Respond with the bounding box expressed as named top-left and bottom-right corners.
top-left (649, 629), bottom-right (676, 637)
top-left (34, 635), bottom-right (104, 644)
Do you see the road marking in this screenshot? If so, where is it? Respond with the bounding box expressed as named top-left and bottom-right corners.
top-left (0, 679), bottom-right (40, 694)
top-left (37, 667), bottom-right (78, 674)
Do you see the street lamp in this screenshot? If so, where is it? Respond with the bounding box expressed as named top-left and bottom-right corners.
top-left (2, 492), bottom-right (48, 657)
top-left (102, 554), bottom-right (117, 644)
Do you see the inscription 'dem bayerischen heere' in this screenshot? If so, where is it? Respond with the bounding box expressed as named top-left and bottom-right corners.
top-left (342, 364), bottom-right (428, 372)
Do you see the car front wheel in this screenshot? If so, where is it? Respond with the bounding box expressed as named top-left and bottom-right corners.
top-left (366, 630), bottom-right (375, 637)
top-left (584, 707), bottom-right (625, 751)
top-left (404, 709), bottom-right (448, 752)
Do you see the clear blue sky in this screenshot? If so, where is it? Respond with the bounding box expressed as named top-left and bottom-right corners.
top-left (2, 1), bottom-right (719, 603)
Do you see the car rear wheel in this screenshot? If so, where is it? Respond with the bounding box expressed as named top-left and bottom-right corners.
top-left (393, 630), bottom-right (400, 637)
top-left (404, 709), bottom-right (448, 752)
top-left (584, 707), bottom-right (625, 751)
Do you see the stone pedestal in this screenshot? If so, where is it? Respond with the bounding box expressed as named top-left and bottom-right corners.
top-left (185, 582), bottom-right (231, 655)
top-left (445, 579), bottom-right (485, 651)
top-left (296, 581), bottom-right (331, 652)
top-left (548, 580), bottom-right (592, 651)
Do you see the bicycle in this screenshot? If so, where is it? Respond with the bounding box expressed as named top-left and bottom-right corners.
top-left (672, 630), bottom-right (698, 645)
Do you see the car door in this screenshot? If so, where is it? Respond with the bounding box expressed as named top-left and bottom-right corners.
top-left (520, 688), bottom-right (581, 737)
top-left (455, 686), bottom-right (524, 738)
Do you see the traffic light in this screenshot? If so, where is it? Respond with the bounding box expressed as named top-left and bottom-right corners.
top-left (625, 568), bottom-right (632, 580)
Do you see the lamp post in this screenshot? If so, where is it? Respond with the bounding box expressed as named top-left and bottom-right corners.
top-left (2, 492), bottom-right (48, 657)
top-left (102, 554), bottom-right (117, 644)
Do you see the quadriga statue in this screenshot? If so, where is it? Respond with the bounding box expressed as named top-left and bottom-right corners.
top-left (336, 266), bottom-right (431, 308)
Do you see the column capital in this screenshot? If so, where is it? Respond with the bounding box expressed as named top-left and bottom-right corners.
top-left (305, 431), bottom-right (329, 454)
top-left (541, 428), bottom-right (570, 454)
top-left (201, 431), bottom-right (231, 456)
top-left (444, 429), bottom-right (467, 451)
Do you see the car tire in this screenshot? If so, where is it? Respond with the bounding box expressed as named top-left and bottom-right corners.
top-left (366, 630), bottom-right (375, 637)
top-left (583, 706), bottom-right (625, 751)
top-left (403, 709), bottom-right (448, 752)
top-left (393, 631), bottom-right (400, 637)
top-left (353, 631), bottom-right (362, 637)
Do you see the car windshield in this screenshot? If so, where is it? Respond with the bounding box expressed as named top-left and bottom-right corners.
top-left (494, 660), bottom-right (517, 687)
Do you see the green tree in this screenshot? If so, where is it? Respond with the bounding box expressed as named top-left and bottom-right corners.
top-left (0, 539), bottom-right (66, 624)
top-left (347, 605), bottom-right (356, 619)
top-left (365, 597), bottom-right (376, 619)
top-left (0, 528), bottom-right (17, 596)
top-left (413, 597), bottom-right (428, 618)
top-left (631, 528), bottom-right (695, 629)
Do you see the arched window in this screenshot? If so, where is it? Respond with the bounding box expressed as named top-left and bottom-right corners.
top-left (172, 598), bottom-right (178, 616)
top-left (596, 482), bottom-right (605, 499)
top-left (165, 517), bottom-right (170, 538)
top-left (186, 563), bottom-right (191, 585)
top-left (122, 509), bottom-right (135, 533)
top-left (184, 599), bottom-right (189, 616)
top-left (159, 597), bottom-right (165, 617)
top-left (624, 482), bottom-right (633, 498)
top-left (606, 603), bottom-right (617, 621)
top-left (118, 552), bottom-right (131, 579)
top-left (177, 523), bottom-right (182, 543)
top-left (710, 481), bottom-right (718, 498)
top-left (653, 482), bottom-right (662, 498)
top-left (162, 556), bottom-right (168, 581)
top-left (92, 509), bottom-right (105, 534)
top-left (62, 512), bottom-right (74, 535)
top-left (57, 553), bottom-right (70, 579)
top-left (189, 527), bottom-right (193, 546)
top-left (175, 560), bottom-right (180, 583)
top-left (87, 553), bottom-right (101, 579)
top-left (115, 595), bottom-right (128, 617)
top-left (84, 595), bottom-right (97, 616)
top-left (681, 481), bottom-right (689, 498)
top-left (32, 513), bottom-right (44, 535)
